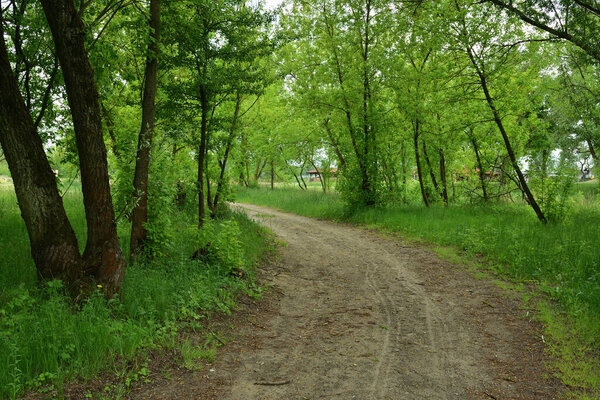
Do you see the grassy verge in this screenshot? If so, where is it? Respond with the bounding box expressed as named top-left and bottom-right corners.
top-left (235, 186), bottom-right (600, 397)
top-left (0, 189), bottom-right (271, 399)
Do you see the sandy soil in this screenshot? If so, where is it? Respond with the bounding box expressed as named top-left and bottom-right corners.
top-left (133, 203), bottom-right (566, 400)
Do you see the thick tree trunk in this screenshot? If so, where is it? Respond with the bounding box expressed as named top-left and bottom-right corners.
top-left (212, 93), bottom-right (241, 216)
top-left (413, 120), bottom-right (429, 207)
top-left (0, 17), bottom-right (84, 295)
top-left (130, 0), bottom-right (161, 259)
top-left (439, 148), bottom-right (448, 206)
top-left (41, 0), bottom-right (126, 295)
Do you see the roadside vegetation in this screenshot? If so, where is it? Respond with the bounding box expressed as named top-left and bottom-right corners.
top-left (0, 182), bottom-right (270, 399)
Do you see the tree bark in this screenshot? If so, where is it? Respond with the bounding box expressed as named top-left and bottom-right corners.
top-left (130, 0), bottom-right (161, 259)
top-left (439, 148), bottom-right (448, 206)
top-left (468, 129), bottom-right (489, 202)
top-left (422, 140), bottom-right (441, 198)
top-left (197, 84), bottom-right (209, 228)
top-left (41, 0), bottom-right (126, 295)
top-left (413, 120), bottom-right (429, 207)
top-left (0, 14), bottom-right (84, 295)
top-left (212, 93), bottom-right (241, 216)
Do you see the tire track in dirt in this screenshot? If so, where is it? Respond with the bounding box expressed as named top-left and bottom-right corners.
top-left (132, 203), bottom-right (567, 400)
top-left (228, 203), bottom-right (565, 400)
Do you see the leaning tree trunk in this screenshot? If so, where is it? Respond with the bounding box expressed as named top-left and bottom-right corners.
top-left (422, 140), bottom-right (441, 198)
top-left (212, 93), bottom-right (241, 217)
top-left (41, 0), bottom-right (126, 295)
top-left (0, 15), bottom-right (84, 295)
top-left (468, 129), bottom-right (489, 202)
top-left (130, 0), bottom-right (161, 260)
top-left (473, 62), bottom-right (546, 222)
top-left (439, 148), bottom-right (448, 206)
top-left (413, 120), bottom-right (430, 207)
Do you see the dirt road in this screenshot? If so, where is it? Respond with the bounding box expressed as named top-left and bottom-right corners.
top-left (136, 203), bottom-right (565, 399)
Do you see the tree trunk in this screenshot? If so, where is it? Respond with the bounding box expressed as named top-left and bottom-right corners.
top-left (401, 141), bottom-right (408, 204)
top-left (324, 117), bottom-right (346, 169)
top-left (205, 153), bottom-right (213, 214)
top-left (310, 160), bottom-right (327, 193)
top-left (101, 103), bottom-right (121, 160)
top-left (471, 53), bottom-right (546, 222)
top-left (212, 93), bottom-right (241, 216)
top-left (270, 158), bottom-right (274, 190)
top-left (413, 120), bottom-right (429, 207)
top-left (41, 0), bottom-right (126, 295)
top-left (422, 140), bottom-right (441, 198)
top-left (0, 16), bottom-right (84, 295)
top-left (439, 148), bottom-right (448, 206)
top-left (299, 162), bottom-right (308, 189)
top-left (468, 129), bottom-right (489, 202)
top-left (197, 84), bottom-right (209, 228)
top-left (587, 139), bottom-right (598, 160)
top-left (130, 0), bottom-right (161, 259)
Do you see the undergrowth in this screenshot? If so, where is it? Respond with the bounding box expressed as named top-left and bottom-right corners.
top-left (0, 189), bottom-right (269, 399)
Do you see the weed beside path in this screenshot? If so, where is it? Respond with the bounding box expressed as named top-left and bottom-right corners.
top-left (0, 189), bottom-right (271, 399)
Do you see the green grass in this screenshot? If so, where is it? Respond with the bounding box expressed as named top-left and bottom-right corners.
top-left (574, 180), bottom-right (599, 200)
top-left (0, 160), bottom-right (10, 177)
top-left (235, 186), bottom-right (600, 396)
top-left (0, 188), bottom-right (270, 399)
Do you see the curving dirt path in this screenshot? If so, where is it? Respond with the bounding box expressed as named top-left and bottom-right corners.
top-left (134, 203), bottom-right (566, 400)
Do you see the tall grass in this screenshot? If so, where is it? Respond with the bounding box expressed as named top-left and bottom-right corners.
top-left (235, 186), bottom-right (600, 393)
top-left (0, 189), bottom-right (269, 399)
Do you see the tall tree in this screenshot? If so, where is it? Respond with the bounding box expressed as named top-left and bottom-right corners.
top-left (0, 9), bottom-right (85, 295)
top-left (41, 0), bottom-right (126, 295)
top-left (130, 0), bottom-right (161, 259)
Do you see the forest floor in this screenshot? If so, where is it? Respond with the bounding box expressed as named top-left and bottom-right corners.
top-left (131, 203), bottom-right (566, 400)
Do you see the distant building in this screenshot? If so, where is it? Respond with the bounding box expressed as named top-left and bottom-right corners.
top-left (307, 168), bottom-right (338, 182)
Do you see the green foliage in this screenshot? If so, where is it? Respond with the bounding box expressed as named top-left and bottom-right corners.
top-left (0, 191), bottom-right (269, 399)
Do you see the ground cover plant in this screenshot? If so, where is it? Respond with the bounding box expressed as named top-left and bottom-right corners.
top-left (0, 188), bottom-right (269, 399)
top-left (235, 185), bottom-right (600, 395)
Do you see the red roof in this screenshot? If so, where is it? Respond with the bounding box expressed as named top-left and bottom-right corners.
top-left (307, 168), bottom-right (338, 174)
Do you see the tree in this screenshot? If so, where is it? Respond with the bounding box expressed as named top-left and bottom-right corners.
top-left (0, 8), bottom-right (84, 295)
top-left (130, 0), bottom-right (161, 259)
top-left (486, 0), bottom-right (600, 62)
top-left (450, 1), bottom-right (547, 222)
